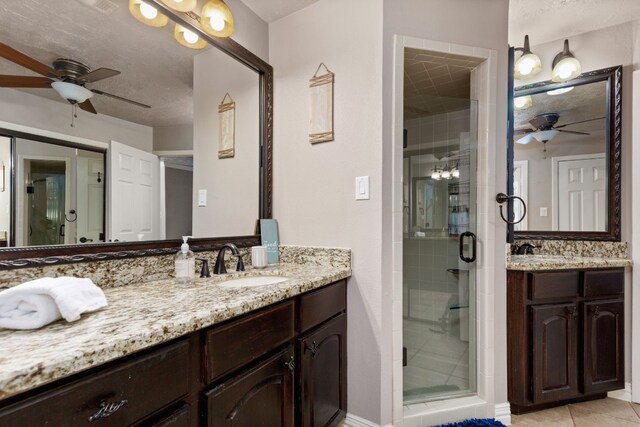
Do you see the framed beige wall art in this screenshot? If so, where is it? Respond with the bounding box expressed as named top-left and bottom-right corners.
top-left (218, 93), bottom-right (235, 158)
top-left (309, 63), bottom-right (334, 144)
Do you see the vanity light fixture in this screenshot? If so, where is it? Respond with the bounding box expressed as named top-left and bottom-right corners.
top-left (431, 167), bottom-right (441, 180)
top-left (201, 0), bottom-right (234, 38)
top-left (174, 24), bottom-right (207, 49)
top-left (160, 0), bottom-right (197, 12)
top-left (441, 167), bottom-right (451, 180)
top-left (514, 95), bottom-right (533, 110)
top-left (128, 0), bottom-right (169, 27)
top-left (452, 164), bottom-right (460, 179)
top-left (514, 35), bottom-right (542, 80)
top-left (551, 40), bottom-right (581, 82)
top-left (547, 86), bottom-right (574, 96)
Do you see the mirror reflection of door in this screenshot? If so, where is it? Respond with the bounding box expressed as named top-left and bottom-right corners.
top-left (76, 153), bottom-right (104, 243)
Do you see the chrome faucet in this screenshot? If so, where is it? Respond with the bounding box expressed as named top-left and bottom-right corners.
top-left (213, 243), bottom-right (246, 274)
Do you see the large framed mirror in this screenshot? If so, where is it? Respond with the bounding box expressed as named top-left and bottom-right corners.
top-left (508, 66), bottom-right (622, 241)
top-left (0, 0), bottom-right (272, 267)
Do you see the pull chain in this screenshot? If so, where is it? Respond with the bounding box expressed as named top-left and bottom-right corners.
top-left (70, 104), bottom-right (78, 128)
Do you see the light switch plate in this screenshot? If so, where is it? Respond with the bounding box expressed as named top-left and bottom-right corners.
top-left (540, 207), bottom-right (548, 217)
top-left (355, 176), bottom-right (370, 200)
top-left (198, 189), bottom-right (207, 207)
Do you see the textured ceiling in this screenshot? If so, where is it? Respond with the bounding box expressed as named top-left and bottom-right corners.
top-left (509, 0), bottom-right (640, 46)
top-left (404, 48), bottom-right (483, 119)
top-left (0, 0), bottom-right (206, 127)
top-left (239, 0), bottom-right (318, 22)
top-left (514, 80), bottom-right (607, 143)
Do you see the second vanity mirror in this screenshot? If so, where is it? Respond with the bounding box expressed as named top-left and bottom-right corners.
top-left (0, 0), bottom-right (272, 265)
top-left (508, 66), bottom-right (621, 241)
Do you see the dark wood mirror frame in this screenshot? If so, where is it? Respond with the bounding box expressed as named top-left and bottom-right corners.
top-left (0, 1), bottom-right (273, 269)
top-left (508, 65), bottom-right (622, 241)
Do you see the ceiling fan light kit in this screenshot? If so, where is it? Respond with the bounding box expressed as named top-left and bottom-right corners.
top-left (547, 86), bottom-right (574, 96)
top-left (514, 35), bottom-right (542, 80)
top-left (51, 82), bottom-right (93, 103)
top-left (174, 24), bottom-right (207, 49)
top-left (129, 0), bottom-right (169, 27)
top-left (552, 39), bottom-right (582, 82)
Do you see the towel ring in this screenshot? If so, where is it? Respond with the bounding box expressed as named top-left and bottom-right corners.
top-left (495, 193), bottom-right (526, 225)
top-left (65, 209), bottom-right (77, 223)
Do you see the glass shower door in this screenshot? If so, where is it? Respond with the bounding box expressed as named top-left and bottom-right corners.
top-left (403, 99), bottom-right (478, 404)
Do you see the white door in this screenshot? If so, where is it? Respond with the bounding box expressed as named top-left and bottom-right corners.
top-left (513, 160), bottom-right (529, 231)
top-left (108, 141), bottom-right (160, 242)
top-left (77, 156), bottom-right (104, 243)
top-left (555, 154), bottom-right (606, 231)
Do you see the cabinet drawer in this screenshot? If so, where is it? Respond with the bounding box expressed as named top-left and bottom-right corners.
top-left (298, 280), bottom-right (346, 333)
top-left (205, 300), bottom-right (295, 383)
top-left (0, 340), bottom-right (189, 427)
top-left (529, 271), bottom-right (579, 300)
top-left (583, 269), bottom-right (624, 297)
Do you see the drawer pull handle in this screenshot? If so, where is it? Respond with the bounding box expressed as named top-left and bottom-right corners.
top-left (285, 356), bottom-right (295, 372)
top-left (305, 341), bottom-right (318, 358)
top-left (564, 306), bottom-right (578, 318)
top-left (88, 399), bottom-right (128, 421)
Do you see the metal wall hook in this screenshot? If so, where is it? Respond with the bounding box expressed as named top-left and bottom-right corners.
top-left (495, 193), bottom-right (527, 225)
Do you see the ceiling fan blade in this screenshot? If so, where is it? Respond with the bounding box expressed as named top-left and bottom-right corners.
top-left (79, 99), bottom-right (97, 114)
top-left (79, 68), bottom-right (121, 83)
top-left (91, 89), bottom-right (150, 109)
top-left (0, 75), bottom-right (53, 88)
top-left (555, 117), bottom-right (606, 129)
top-left (514, 128), bottom-right (534, 136)
top-left (0, 43), bottom-right (57, 78)
top-left (515, 133), bottom-right (535, 145)
top-left (557, 129), bottom-right (590, 136)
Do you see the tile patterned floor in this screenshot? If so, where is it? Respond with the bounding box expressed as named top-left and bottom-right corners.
top-left (511, 398), bottom-right (640, 426)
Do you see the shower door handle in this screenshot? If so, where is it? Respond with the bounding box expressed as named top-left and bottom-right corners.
top-left (459, 231), bottom-right (476, 263)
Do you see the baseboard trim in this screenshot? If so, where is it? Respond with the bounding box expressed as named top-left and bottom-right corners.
top-left (494, 402), bottom-right (511, 426)
top-left (608, 382), bottom-right (632, 402)
top-left (341, 413), bottom-right (391, 427)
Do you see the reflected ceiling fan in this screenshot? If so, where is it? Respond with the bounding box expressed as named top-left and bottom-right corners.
top-left (0, 43), bottom-right (151, 115)
top-left (514, 112), bottom-right (604, 145)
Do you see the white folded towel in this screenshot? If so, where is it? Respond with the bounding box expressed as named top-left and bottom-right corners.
top-left (0, 277), bottom-right (107, 330)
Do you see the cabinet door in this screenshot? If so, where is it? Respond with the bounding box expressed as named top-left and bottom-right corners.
top-left (206, 346), bottom-right (294, 427)
top-left (583, 299), bottom-right (624, 394)
top-left (298, 313), bottom-right (347, 427)
top-left (530, 303), bottom-right (579, 403)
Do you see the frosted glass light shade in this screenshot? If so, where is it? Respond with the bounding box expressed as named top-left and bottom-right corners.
top-left (514, 95), bottom-right (533, 110)
top-left (129, 0), bottom-right (169, 27)
top-left (160, 0), bottom-right (197, 12)
top-left (514, 35), bottom-right (541, 80)
top-left (201, 0), bottom-right (234, 38)
top-left (51, 82), bottom-right (94, 103)
top-left (533, 129), bottom-right (559, 142)
top-left (174, 24), bottom-right (207, 49)
top-left (547, 86), bottom-right (574, 96)
top-left (552, 40), bottom-right (581, 82)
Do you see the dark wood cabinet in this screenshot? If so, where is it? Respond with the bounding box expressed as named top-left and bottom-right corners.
top-left (583, 299), bottom-right (624, 394)
top-left (508, 268), bottom-right (624, 414)
top-left (206, 347), bottom-right (295, 427)
top-left (530, 303), bottom-right (578, 403)
top-left (0, 279), bottom-right (348, 427)
top-left (298, 313), bottom-right (347, 427)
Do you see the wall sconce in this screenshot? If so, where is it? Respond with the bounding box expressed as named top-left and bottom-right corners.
top-left (551, 40), bottom-right (581, 82)
top-left (201, 0), bottom-right (235, 38)
top-left (514, 35), bottom-right (542, 80)
top-left (174, 24), bottom-right (207, 49)
top-left (129, 0), bottom-right (169, 27)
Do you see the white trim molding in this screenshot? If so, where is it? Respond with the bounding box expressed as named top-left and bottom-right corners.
top-left (341, 413), bottom-right (391, 427)
top-left (609, 382), bottom-right (632, 402)
top-left (494, 402), bottom-right (512, 426)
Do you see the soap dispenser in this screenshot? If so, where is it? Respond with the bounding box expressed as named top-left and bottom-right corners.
top-left (175, 235), bottom-right (195, 285)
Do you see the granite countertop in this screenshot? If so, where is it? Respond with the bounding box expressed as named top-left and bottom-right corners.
top-left (0, 263), bottom-right (351, 401)
top-left (507, 255), bottom-right (633, 271)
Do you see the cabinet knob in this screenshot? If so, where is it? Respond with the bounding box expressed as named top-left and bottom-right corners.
top-left (88, 399), bottom-right (128, 421)
top-left (305, 341), bottom-right (319, 358)
top-left (564, 306), bottom-right (578, 319)
top-left (284, 355), bottom-right (295, 372)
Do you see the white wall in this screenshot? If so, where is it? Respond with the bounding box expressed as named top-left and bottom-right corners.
top-left (192, 45), bottom-right (260, 237)
top-left (519, 21), bottom-right (636, 382)
top-left (153, 124), bottom-right (193, 151)
top-left (269, 0), bottom-right (384, 422)
top-left (226, 0), bottom-right (269, 61)
top-left (0, 88), bottom-right (152, 152)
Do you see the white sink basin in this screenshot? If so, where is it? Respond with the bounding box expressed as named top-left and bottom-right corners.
top-left (218, 276), bottom-right (290, 288)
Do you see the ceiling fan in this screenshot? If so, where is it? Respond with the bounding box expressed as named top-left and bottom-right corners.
top-left (0, 43), bottom-right (151, 115)
top-left (514, 112), bottom-right (604, 145)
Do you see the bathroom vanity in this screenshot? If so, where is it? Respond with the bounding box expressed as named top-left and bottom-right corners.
top-left (506, 252), bottom-right (631, 414)
top-left (0, 259), bottom-right (350, 426)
